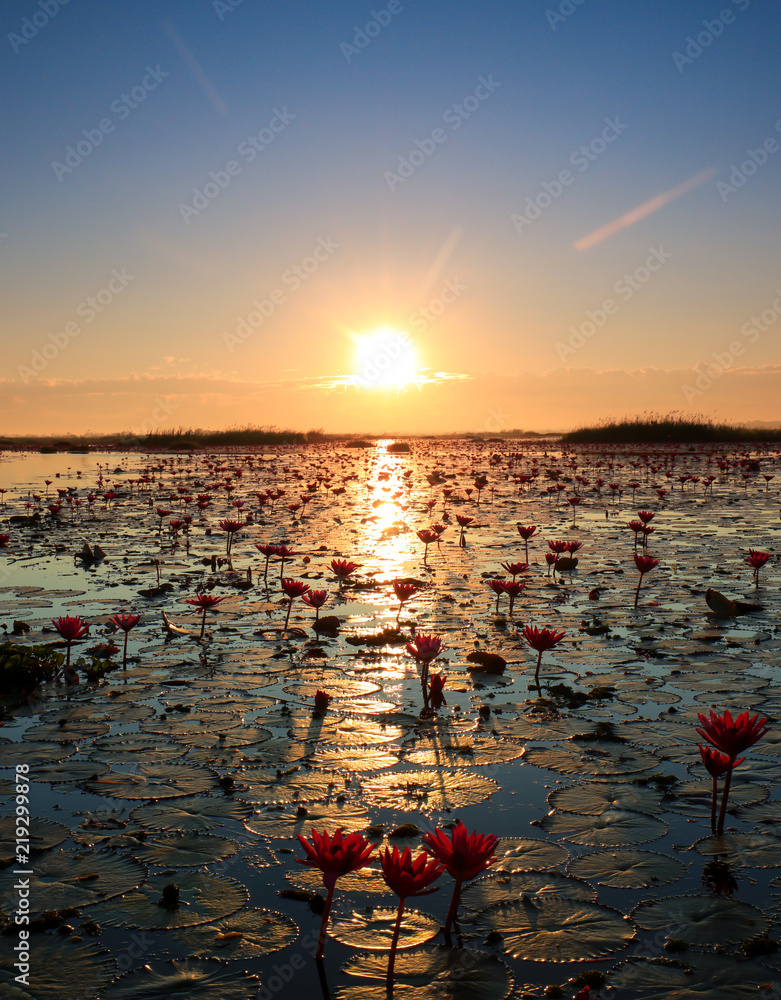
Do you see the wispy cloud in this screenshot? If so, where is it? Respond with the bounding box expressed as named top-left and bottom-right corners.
top-left (575, 168), bottom-right (716, 250)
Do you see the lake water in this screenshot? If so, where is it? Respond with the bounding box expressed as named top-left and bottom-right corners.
top-left (0, 440), bottom-right (779, 999)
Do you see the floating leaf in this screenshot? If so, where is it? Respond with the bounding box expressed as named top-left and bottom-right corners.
top-left (99, 871), bottom-right (248, 930)
top-left (177, 909), bottom-right (298, 959)
top-left (568, 849), bottom-right (685, 889)
top-left (608, 955), bottom-right (772, 1000)
top-left (524, 745), bottom-right (659, 778)
top-left (82, 764), bottom-right (216, 800)
top-left (631, 894), bottom-right (768, 944)
top-left (240, 767), bottom-right (352, 805)
top-left (664, 778), bottom-right (768, 817)
top-left (548, 782), bottom-right (663, 816)
top-left (306, 748), bottom-right (400, 772)
top-left (285, 865), bottom-right (389, 895)
top-left (24, 849), bottom-right (147, 911)
top-left (492, 838), bottom-right (570, 873)
top-left (694, 832), bottom-right (781, 868)
top-left (404, 734), bottom-right (524, 768)
top-left (130, 795), bottom-right (252, 832)
top-left (245, 801), bottom-right (370, 840)
top-left (328, 906), bottom-right (439, 951)
top-left (468, 897), bottom-right (634, 962)
top-left (132, 833), bottom-right (239, 868)
top-left (0, 939), bottom-right (115, 1000)
top-left (0, 815), bottom-right (69, 862)
top-left (101, 959), bottom-right (259, 999)
top-left (339, 946), bottom-right (514, 1000)
top-left (540, 808), bottom-right (668, 846)
top-left (362, 771), bottom-right (498, 811)
top-left (462, 870), bottom-right (596, 910)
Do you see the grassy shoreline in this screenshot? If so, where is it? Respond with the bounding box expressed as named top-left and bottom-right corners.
top-left (1, 416), bottom-right (779, 450)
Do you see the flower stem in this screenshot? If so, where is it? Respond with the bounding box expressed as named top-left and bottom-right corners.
top-left (386, 897), bottom-right (405, 989)
top-left (710, 774), bottom-right (718, 835)
top-left (534, 650), bottom-right (542, 689)
top-left (634, 574), bottom-right (643, 608)
top-left (283, 598), bottom-right (293, 632)
top-left (716, 757), bottom-right (735, 835)
top-left (444, 879), bottom-right (463, 935)
top-left (316, 883), bottom-right (336, 960)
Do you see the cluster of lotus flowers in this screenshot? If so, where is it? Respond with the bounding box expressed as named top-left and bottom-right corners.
top-left (297, 820), bottom-right (497, 979)
top-left (697, 708), bottom-right (769, 835)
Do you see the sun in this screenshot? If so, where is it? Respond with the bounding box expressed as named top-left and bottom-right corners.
top-left (352, 327), bottom-right (420, 389)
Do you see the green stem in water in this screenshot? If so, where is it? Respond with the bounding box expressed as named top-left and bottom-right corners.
top-left (316, 882), bottom-right (336, 960)
top-left (534, 650), bottom-right (542, 689)
top-left (386, 897), bottom-right (406, 990)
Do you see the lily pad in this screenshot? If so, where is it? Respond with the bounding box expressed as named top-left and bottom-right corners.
top-left (328, 906), bottom-right (439, 950)
top-left (362, 771), bottom-right (498, 811)
top-left (468, 896), bottom-right (635, 962)
top-left (306, 748), bottom-right (400, 772)
top-left (631, 894), bottom-right (769, 944)
top-left (548, 782), bottom-right (663, 815)
top-left (0, 815), bottom-right (69, 861)
top-left (24, 849), bottom-right (147, 911)
top-left (540, 808), bottom-right (668, 846)
top-left (82, 764), bottom-right (216, 800)
top-left (132, 833), bottom-right (239, 868)
top-left (404, 734), bottom-right (524, 768)
top-left (0, 939), bottom-right (115, 1000)
top-left (101, 959), bottom-right (259, 999)
top-left (693, 831), bottom-right (781, 868)
top-left (177, 909), bottom-right (298, 959)
top-left (99, 871), bottom-right (248, 930)
top-left (524, 744), bottom-right (659, 778)
top-left (130, 795), bottom-right (252, 832)
top-left (245, 801), bottom-right (370, 840)
top-left (492, 838), bottom-right (570, 872)
top-left (462, 869), bottom-right (596, 910)
top-left (567, 849), bottom-right (686, 888)
top-left (338, 947), bottom-right (514, 1000)
top-left (667, 774), bottom-right (770, 815)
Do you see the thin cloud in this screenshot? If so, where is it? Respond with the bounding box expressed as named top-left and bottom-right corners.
top-left (575, 168), bottom-right (716, 250)
top-left (164, 20), bottom-right (228, 118)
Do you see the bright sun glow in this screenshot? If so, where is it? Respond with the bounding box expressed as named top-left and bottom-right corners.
top-left (353, 328), bottom-right (420, 389)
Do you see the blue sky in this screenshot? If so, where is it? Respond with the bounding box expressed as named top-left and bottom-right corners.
top-left (2, 0), bottom-right (781, 433)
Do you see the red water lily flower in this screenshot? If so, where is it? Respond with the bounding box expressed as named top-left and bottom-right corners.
top-left (52, 615), bottom-right (89, 672)
top-left (296, 828), bottom-right (376, 959)
top-left (697, 709), bottom-right (768, 834)
top-left (380, 845), bottom-right (444, 983)
top-left (281, 578), bottom-right (309, 631)
top-left (416, 529), bottom-right (439, 565)
top-left (522, 625), bottom-right (566, 690)
top-left (392, 580), bottom-right (418, 623)
top-left (696, 709), bottom-right (768, 759)
top-left (330, 558), bottom-right (357, 583)
top-left (108, 612), bottom-right (142, 669)
top-left (302, 589), bottom-right (328, 623)
top-left (405, 633), bottom-right (443, 665)
top-left (633, 552), bottom-right (659, 608)
top-left (185, 592), bottom-right (227, 638)
top-left (746, 549), bottom-right (771, 587)
top-left (422, 820), bottom-right (498, 934)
